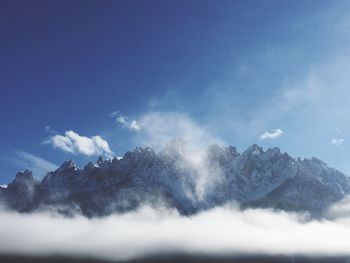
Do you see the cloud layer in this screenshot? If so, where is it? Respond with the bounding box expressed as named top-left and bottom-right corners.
top-left (48, 131), bottom-right (114, 158)
top-left (1, 204), bottom-right (350, 261)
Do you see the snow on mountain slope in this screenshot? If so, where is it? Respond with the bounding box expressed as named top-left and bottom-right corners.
top-left (1, 140), bottom-right (349, 217)
top-left (246, 157), bottom-right (350, 215)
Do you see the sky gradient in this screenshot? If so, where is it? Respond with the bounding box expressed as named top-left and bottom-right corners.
top-left (1, 0), bottom-right (350, 184)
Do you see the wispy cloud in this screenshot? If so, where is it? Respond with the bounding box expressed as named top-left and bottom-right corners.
top-left (121, 111), bottom-right (226, 200)
top-left (331, 138), bottom-right (344, 146)
top-left (129, 120), bottom-right (141, 131)
top-left (44, 126), bottom-right (56, 135)
top-left (134, 111), bottom-right (223, 150)
top-left (112, 111), bottom-right (141, 131)
top-left (48, 131), bottom-right (114, 158)
top-left (259, 129), bottom-right (284, 140)
top-left (12, 151), bottom-right (58, 178)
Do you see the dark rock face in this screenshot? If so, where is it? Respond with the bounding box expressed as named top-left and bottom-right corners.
top-left (2, 170), bottom-right (40, 211)
top-left (1, 141), bottom-right (350, 217)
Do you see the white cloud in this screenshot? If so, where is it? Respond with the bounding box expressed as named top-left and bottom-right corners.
top-left (331, 138), bottom-right (344, 146)
top-left (11, 151), bottom-right (58, 179)
top-left (116, 115), bottom-right (128, 125)
top-left (129, 120), bottom-right (141, 131)
top-left (259, 129), bottom-right (284, 140)
top-left (2, 205), bottom-right (350, 261)
top-left (49, 131), bottom-right (114, 158)
top-left (135, 111), bottom-right (223, 151)
top-left (113, 111), bottom-right (141, 131)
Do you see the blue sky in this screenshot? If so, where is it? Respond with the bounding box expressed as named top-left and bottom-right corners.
top-left (1, 0), bottom-right (350, 184)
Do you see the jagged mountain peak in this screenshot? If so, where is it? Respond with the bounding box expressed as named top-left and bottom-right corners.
top-left (227, 145), bottom-right (239, 156)
top-left (95, 156), bottom-right (113, 168)
top-left (1, 142), bottom-right (349, 218)
top-left (57, 160), bottom-right (78, 172)
top-left (13, 169), bottom-right (35, 183)
top-left (207, 144), bottom-right (240, 165)
top-left (84, 161), bottom-right (99, 171)
top-left (97, 156), bottom-right (104, 166)
top-left (266, 146), bottom-right (281, 155)
top-left (245, 144), bottom-right (264, 155)
top-left (123, 146), bottom-right (156, 161)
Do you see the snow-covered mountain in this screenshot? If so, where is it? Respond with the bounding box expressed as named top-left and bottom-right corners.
top-left (1, 139), bottom-right (349, 217)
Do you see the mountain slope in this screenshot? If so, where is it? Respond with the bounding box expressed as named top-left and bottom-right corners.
top-left (1, 140), bottom-right (349, 217)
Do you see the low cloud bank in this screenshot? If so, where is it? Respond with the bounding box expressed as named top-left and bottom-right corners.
top-left (1, 203), bottom-right (350, 262)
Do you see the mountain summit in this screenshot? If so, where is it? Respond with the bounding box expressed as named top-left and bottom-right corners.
top-left (1, 141), bottom-right (349, 217)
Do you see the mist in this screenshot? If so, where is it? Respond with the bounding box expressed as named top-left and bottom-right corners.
top-left (1, 202), bottom-right (350, 262)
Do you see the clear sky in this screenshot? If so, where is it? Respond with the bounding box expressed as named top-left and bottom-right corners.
top-left (1, 0), bottom-right (350, 184)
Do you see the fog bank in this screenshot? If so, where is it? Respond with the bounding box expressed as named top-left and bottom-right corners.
top-left (0, 203), bottom-right (350, 262)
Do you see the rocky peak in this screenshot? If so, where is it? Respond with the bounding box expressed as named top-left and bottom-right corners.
top-left (135, 146), bottom-right (155, 155)
top-left (13, 169), bottom-right (35, 184)
top-left (56, 160), bottom-right (78, 173)
top-left (266, 147), bottom-right (281, 156)
top-left (123, 146), bottom-right (156, 160)
top-left (227, 146), bottom-right (239, 157)
top-left (97, 156), bottom-right (104, 166)
top-left (264, 147), bottom-right (285, 163)
top-left (237, 144), bottom-right (264, 165)
top-left (84, 161), bottom-right (98, 171)
top-left (246, 144), bottom-right (264, 155)
top-left (207, 144), bottom-right (239, 166)
top-left (6, 169), bottom-right (39, 194)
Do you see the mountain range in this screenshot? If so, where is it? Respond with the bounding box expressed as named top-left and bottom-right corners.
top-left (1, 138), bottom-right (349, 217)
